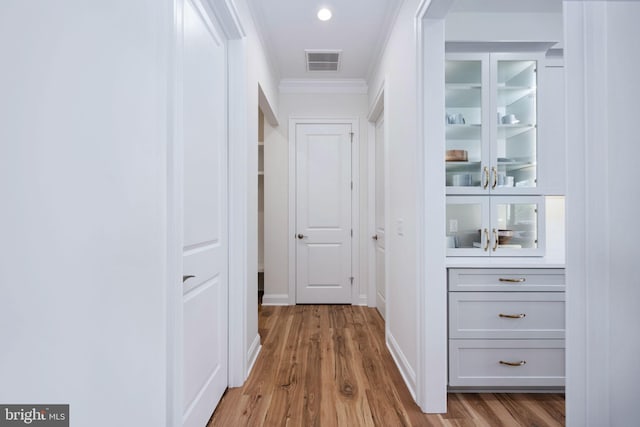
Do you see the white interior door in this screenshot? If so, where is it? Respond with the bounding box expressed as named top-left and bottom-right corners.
top-left (181, 1), bottom-right (228, 426)
top-left (374, 117), bottom-right (386, 318)
top-left (296, 123), bottom-right (352, 304)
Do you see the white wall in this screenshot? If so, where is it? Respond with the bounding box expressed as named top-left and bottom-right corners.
top-left (446, 12), bottom-right (563, 46)
top-left (0, 1), bottom-right (171, 425)
top-left (606, 4), bottom-right (640, 423)
top-left (232, 0), bottom-right (280, 373)
top-left (565, 1), bottom-right (640, 425)
top-left (263, 92), bottom-right (369, 305)
top-left (368, 0), bottom-right (422, 395)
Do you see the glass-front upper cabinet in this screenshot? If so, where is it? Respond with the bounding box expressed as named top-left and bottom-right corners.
top-left (445, 56), bottom-right (489, 192)
top-left (446, 53), bottom-right (542, 195)
top-left (446, 196), bottom-right (545, 257)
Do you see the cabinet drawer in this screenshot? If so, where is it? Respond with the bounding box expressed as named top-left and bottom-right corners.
top-left (449, 292), bottom-right (565, 339)
top-left (449, 268), bottom-right (565, 292)
top-left (449, 339), bottom-right (565, 387)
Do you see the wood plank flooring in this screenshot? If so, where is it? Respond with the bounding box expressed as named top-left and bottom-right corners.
top-left (209, 305), bottom-right (565, 426)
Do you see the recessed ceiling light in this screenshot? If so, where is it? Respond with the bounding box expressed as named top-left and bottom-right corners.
top-left (317, 8), bottom-right (332, 21)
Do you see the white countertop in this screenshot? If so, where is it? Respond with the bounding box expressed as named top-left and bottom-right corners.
top-left (446, 257), bottom-right (565, 269)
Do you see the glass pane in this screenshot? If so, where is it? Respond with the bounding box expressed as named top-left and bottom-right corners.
top-left (496, 60), bottom-right (537, 189)
top-left (494, 202), bottom-right (538, 249)
top-left (446, 60), bottom-right (482, 189)
top-left (446, 202), bottom-right (483, 249)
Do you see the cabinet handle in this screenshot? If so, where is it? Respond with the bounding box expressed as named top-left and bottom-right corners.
top-left (499, 360), bottom-right (527, 367)
top-left (499, 278), bottom-right (526, 283)
top-left (182, 275), bottom-right (195, 283)
top-left (491, 166), bottom-right (498, 189)
top-left (499, 313), bottom-right (526, 319)
top-left (483, 166), bottom-right (489, 189)
top-left (483, 228), bottom-right (489, 251)
top-left (492, 228), bottom-right (498, 251)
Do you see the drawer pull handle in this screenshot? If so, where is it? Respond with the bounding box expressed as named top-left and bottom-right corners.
top-left (499, 360), bottom-right (527, 367)
top-left (499, 277), bottom-right (526, 283)
top-left (183, 275), bottom-right (195, 283)
top-left (499, 313), bottom-right (526, 319)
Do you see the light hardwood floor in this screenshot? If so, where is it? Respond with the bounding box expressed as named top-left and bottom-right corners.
top-left (209, 305), bottom-right (565, 426)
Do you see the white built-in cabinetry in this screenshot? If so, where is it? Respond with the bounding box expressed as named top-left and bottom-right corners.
top-left (445, 47), bottom-right (566, 391)
top-left (446, 51), bottom-right (564, 257)
top-left (448, 268), bottom-right (565, 388)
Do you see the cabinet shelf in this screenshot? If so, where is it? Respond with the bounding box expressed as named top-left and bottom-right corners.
top-left (446, 124), bottom-right (482, 139)
top-left (497, 124), bottom-right (535, 139)
top-left (497, 86), bottom-right (536, 106)
top-left (446, 86), bottom-right (482, 108)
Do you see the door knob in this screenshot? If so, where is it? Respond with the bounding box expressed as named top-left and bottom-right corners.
top-left (372, 235), bottom-right (378, 240)
top-left (183, 275), bottom-right (195, 283)
top-left (297, 233), bottom-right (305, 239)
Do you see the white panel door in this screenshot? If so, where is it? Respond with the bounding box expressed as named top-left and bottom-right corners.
top-left (374, 117), bottom-right (386, 318)
top-left (181, 1), bottom-right (228, 426)
top-left (296, 123), bottom-right (352, 304)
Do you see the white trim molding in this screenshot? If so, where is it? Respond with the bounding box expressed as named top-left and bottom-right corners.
top-left (387, 332), bottom-right (417, 400)
top-left (261, 294), bottom-right (290, 306)
top-left (415, 0), bottom-right (455, 415)
top-left (288, 117), bottom-right (361, 306)
top-left (246, 334), bottom-right (262, 377)
top-left (279, 79), bottom-right (368, 94)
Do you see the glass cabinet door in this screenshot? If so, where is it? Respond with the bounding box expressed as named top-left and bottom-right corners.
top-left (492, 57), bottom-right (539, 192)
top-left (446, 197), bottom-right (490, 256)
top-left (445, 58), bottom-right (489, 194)
top-left (490, 196), bottom-right (545, 256)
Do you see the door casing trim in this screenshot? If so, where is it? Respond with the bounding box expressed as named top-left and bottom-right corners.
top-left (288, 117), bottom-right (361, 305)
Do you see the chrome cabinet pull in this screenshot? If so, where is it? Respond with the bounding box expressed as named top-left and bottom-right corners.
top-left (492, 228), bottom-right (498, 251)
top-left (499, 278), bottom-right (526, 283)
top-left (297, 233), bottom-right (306, 239)
top-left (372, 235), bottom-right (378, 240)
top-left (182, 275), bottom-right (195, 283)
top-left (499, 360), bottom-right (527, 367)
top-left (499, 313), bottom-right (526, 319)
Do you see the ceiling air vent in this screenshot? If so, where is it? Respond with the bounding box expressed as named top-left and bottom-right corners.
top-left (305, 50), bottom-right (341, 72)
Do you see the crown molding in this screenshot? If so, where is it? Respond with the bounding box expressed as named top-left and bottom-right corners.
top-left (245, 0), bottom-right (281, 79)
top-left (366, 0), bottom-right (405, 83)
top-left (279, 78), bottom-right (368, 94)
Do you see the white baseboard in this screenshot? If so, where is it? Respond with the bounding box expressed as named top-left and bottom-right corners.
top-left (246, 334), bottom-right (261, 377)
top-left (387, 331), bottom-right (417, 399)
top-left (262, 293), bottom-right (290, 306)
top-left (377, 292), bottom-right (386, 320)
top-left (357, 294), bottom-right (368, 306)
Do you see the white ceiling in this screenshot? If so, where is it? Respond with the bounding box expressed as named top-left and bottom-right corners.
top-left (248, 0), bottom-right (562, 81)
top-left (248, 0), bottom-right (403, 80)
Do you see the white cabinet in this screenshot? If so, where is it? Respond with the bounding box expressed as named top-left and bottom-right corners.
top-left (448, 268), bottom-right (565, 389)
top-left (446, 196), bottom-right (545, 257)
top-left (446, 53), bottom-right (543, 196)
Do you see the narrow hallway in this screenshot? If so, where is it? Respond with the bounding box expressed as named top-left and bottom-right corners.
top-left (209, 305), bottom-right (564, 426)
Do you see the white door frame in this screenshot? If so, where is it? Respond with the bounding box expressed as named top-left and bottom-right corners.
top-left (415, 0), bottom-right (452, 414)
top-left (367, 83), bottom-right (389, 315)
top-left (288, 117), bottom-right (360, 305)
top-left (166, 0), bottom-right (247, 425)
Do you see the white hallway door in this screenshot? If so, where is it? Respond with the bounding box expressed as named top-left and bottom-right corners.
top-left (181, 1), bottom-right (228, 426)
top-left (296, 123), bottom-right (353, 304)
top-left (374, 117), bottom-right (386, 318)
